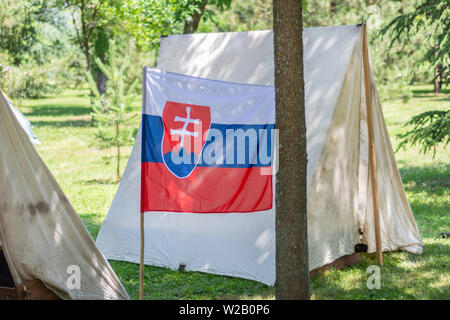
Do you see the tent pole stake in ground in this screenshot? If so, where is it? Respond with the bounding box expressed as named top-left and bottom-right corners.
top-left (362, 24), bottom-right (383, 266)
top-left (139, 212), bottom-right (144, 299)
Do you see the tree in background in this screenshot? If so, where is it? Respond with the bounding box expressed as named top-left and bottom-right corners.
top-left (396, 110), bottom-right (449, 156)
top-left (380, 0), bottom-right (449, 93)
top-left (381, 0), bottom-right (449, 154)
top-left (273, 0), bottom-right (309, 299)
top-left (57, 0), bottom-right (118, 94)
top-left (197, 0), bottom-right (427, 103)
top-left (114, 0), bottom-right (232, 50)
top-left (58, 0), bottom-right (100, 75)
top-left (176, 0), bottom-right (211, 34)
top-left (173, 0), bottom-right (232, 34)
top-left (0, 0), bottom-right (64, 66)
top-left (0, 0), bottom-right (74, 99)
top-left (58, 0), bottom-right (232, 97)
top-left (86, 40), bottom-right (138, 183)
top-left (304, 0), bottom-right (432, 103)
top-left (197, 0), bottom-right (272, 32)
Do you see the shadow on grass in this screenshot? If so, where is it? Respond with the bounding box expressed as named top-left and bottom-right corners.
top-left (399, 164), bottom-right (450, 195)
top-left (80, 178), bottom-right (117, 186)
top-left (31, 119), bottom-right (92, 128)
top-left (410, 96), bottom-right (450, 102)
top-left (412, 87), bottom-right (450, 96)
top-left (25, 104), bottom-right (91, 117)
top-left (311, 242), bottom-right (449, 300)
top-left (398, 164), bottom-right (449, 239)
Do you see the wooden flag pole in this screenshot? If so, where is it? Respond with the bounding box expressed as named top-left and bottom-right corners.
top-left (140, 67), bottom-right (147, 300)
top-left (139, 212), bottom-right (145, 299)
top-left (362, 24), bottom-right (383, 266)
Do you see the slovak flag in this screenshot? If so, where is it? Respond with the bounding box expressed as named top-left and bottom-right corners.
top-left (141, 68), bottom-right (275, 213)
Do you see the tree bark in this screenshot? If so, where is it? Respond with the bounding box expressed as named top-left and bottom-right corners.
top-left (433, 48), bottom-right (441, 94)
top-left (330, 0), bottom-right (337, 15)
top-left (84, 45), bottom-right (91, 73)
top-left (273, 0), bottom-right (309, 300)
top-left (93, 27), bottom-right (110, 95)
top-left (434, 63), bottom-right (442, 94)
top-left (183, 0), bottom-right (208, 34)
top-left (95, 70), bottom-right (107, 95)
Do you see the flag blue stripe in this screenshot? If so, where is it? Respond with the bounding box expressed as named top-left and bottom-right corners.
top-left (141, 114), bottom-right (274, 168)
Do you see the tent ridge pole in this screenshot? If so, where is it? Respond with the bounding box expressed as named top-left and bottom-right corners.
top-left (362, 24), bottom-right (383, 266)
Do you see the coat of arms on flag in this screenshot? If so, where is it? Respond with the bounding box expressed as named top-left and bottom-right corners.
top-left (141, 68), bottom-right (275, 213)
top-left (161, 101), bottom-right (211, 178)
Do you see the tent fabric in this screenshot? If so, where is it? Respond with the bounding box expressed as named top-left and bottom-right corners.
top-left (361, 63), bottom-right (423, 254)
top-left (96, 24), bottom-right (423, 285)
top-left (0, 90), bottom-right (129, 299)
top-left (2, 92), bottom-right (41, 145)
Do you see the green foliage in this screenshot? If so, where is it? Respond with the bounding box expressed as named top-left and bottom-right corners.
top-left (1, 0), bottom-right (49, 65)
top-left (198, 0), bottom-right (429, 103)
top-left (377, 77), bottom-right (414, 103)
top-left (86, 39), bottom-right (138, 182)
top-left (0, 62), bottom-right (58, 100)
top-left (397, 110), bottom-right (449, 156)
top-left (107, 0), bottom-right (179, 49)
top-left (198, 0), bottom-right (271, 32)
top-left (0, 0), bottom-right (73, 65)
top-left (57, 0), bottom-right (129, 96)
top-left (379, 0), bottom-right (449, 156)
top-left (379, 0), bottom-right (450, 86)
top-left (112, 0), bottom-right (232, 49)
top-left (172, 0), bottom-right (232, 32)
top-left (0, 0), bottom-right (76, 98)
top-left (172, 0), bottom-right (209, 25)
top-left (302, 1), bottom-right (430, 102)
top-left (54, 50), bottom-right (86, 89)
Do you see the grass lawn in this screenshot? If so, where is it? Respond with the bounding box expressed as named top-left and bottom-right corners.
top-left (20, 84), bottom-right (449, 300)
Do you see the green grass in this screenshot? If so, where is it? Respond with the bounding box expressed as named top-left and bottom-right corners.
top-left (20, 84), bottom-right (449, 300)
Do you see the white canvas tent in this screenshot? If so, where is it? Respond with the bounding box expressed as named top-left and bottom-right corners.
top-left (96, 24), bottom-right (423, 285)
top-left (0, 90), bottom-right (129, 299)
top-left (2, 92), bottom-right (41, 145)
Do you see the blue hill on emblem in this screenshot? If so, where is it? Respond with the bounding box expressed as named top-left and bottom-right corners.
top-left (163, 148), bottom-right (200, 178)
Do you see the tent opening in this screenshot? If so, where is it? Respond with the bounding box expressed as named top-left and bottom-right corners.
top-left (0, 247), bottom-right (14, 288)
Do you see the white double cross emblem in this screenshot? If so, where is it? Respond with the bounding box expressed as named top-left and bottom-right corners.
top-left (170, 106), bottom-right (200, 148)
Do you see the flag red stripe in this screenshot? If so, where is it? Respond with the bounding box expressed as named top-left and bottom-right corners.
top-left (141, 162), bottom-right (273, 213)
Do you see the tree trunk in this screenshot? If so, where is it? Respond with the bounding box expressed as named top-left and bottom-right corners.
top-left (433, 48), bottom-right (441, 94)
top-left (273, 0), bottom-right (309, 300)
top-left (183, 0), bottom-right (208, 34)
top-left (84, 47), bottom-right (91, 74)
top-left (95, 70), bottom-right (107, 95)
top-left (434, 63), bottom-right (442, 94)
top-left (84, 46), bottom-right (96, 116)
top-left (93, 27), bottom-right (110, 95)
top-left (330, 0), bottom-right (337, 15)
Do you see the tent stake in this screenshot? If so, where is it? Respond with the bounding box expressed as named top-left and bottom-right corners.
top-left (362, 24), bottom-right (383, 266)
top-left (139, 212), bottom-right (145, 299)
